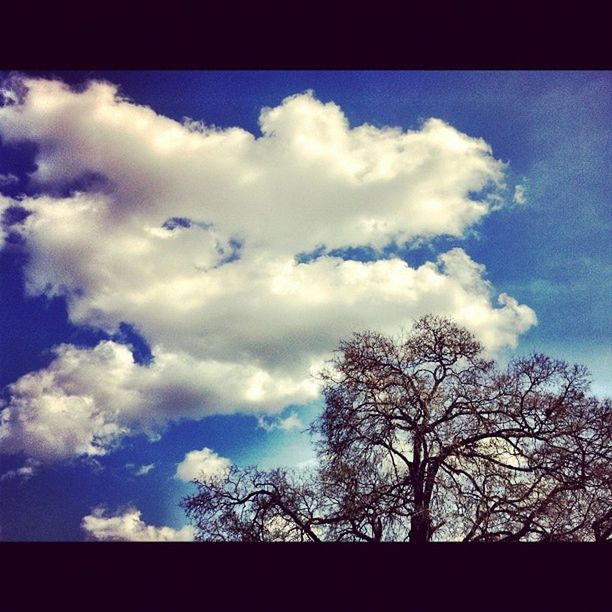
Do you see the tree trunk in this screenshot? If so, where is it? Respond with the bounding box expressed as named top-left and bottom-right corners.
top-left (409, 506), bottom-right (432, 542)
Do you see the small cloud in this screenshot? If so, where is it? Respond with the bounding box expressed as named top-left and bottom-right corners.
top-left (257, 412), bottom-right (303, 432)
top-left (135, 463), bottom-right (155, 476)
top-left (81, 506), bottom-right (194, 541)
top-left (278, 413), bottom-right (303, 430)
top-left (513, 183), bottom-right (527, 205)
top-left (175, 448), bottom-right (231, 483)
top-left (0, 173), bottom-right (18, 186)
top-left (125, 462), bottom-right (155, 476)
top-left (0, 458), bottom-right (41, 482)
top-left (82, 457), bottom-right (104, 473)
top-left (295, 457), bottom-right (318, 470)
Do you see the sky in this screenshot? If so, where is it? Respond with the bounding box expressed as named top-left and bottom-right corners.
top-left (0, 71), bottom-right (609, 541)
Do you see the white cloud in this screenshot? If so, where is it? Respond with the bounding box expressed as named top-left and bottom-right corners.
top-left (0, 342), bottom-right (132, 461)
top-left (0, 76), bottom-right (537, 464)
top-left (0, 247), bottom-right (536, 462)
top-left (0, 339), bottom-right (321, 461)
top-left (0, 195), bottom-right (12, 247)
top-left (513, 183), bottom-right (527, 204)
top-left (81, 506), bottom-right (194, 541)
top-left (257, 412), bottom-right (304, 432)
top-left (0, 458), bottom-right (40, 482)
top-left (125, 463), bottom-right (155, 476)
top-left (0, 79), bottom-right (505, 253)
top-left (175, 447), bottom-right (231, 483)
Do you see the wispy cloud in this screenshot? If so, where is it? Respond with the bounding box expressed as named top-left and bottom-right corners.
top-left (125, 462), bottom-right (155, 476)
top-left (0, 458), bottom-right (40, 482)
top-left (257, 413), bottom-right (304, 432)
top-left (0, 173), bottom-right (18, 186)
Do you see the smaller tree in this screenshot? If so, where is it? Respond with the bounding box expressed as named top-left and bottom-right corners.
top-left (182, 315), bottom-right (612, 542)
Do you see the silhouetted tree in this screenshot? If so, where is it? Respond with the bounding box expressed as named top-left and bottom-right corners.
top-left (182, 315), bottom-right (611, 541)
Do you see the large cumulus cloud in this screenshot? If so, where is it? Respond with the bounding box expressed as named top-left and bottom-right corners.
top-left (0, 76), bottom-right (536, 463)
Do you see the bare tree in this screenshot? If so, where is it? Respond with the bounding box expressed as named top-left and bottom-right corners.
top-left (182, 315), bottom-right (612, 541)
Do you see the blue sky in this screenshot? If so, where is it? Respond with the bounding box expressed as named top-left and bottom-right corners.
top-left (0, 71), bottom-right (609, 540)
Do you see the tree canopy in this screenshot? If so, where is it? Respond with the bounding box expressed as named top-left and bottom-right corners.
top-left (182, 315), bottom-right (612, 542)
